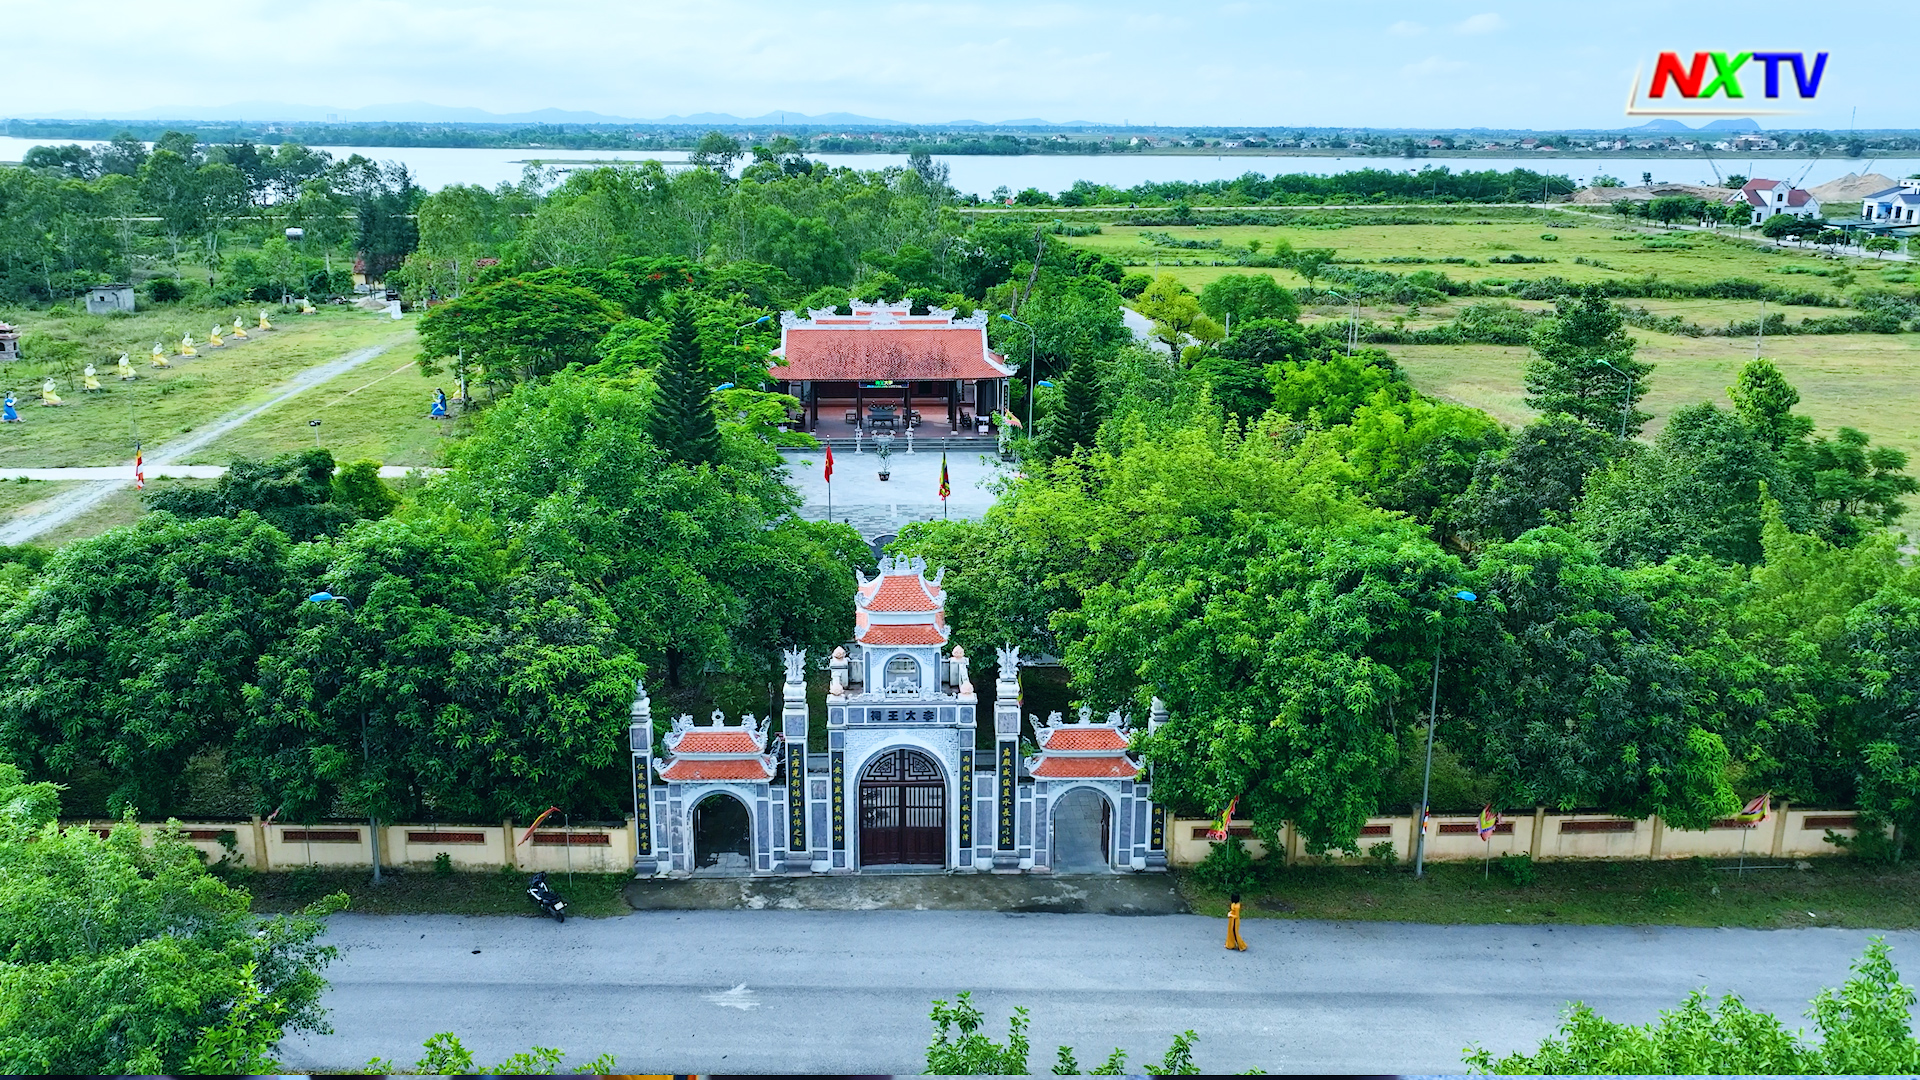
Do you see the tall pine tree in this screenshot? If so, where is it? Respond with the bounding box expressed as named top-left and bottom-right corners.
top-left (645, 301), bottom-right (724, 466)
top-left (1046, 351), bottom-right (1104, 458)
top-left (1523, 287), bottom-right (1652, 437)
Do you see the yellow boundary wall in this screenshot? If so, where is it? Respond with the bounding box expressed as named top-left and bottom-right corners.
top-left (61, 817), bottom-right (636, 873)
top-left (1168, 804), bottom-right (1871, 867)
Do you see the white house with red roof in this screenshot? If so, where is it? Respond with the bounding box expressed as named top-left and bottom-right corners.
top-left (629, 555), bottom-right (1169, 876)
top-left (1728, 178), bottom-right (1822, 225)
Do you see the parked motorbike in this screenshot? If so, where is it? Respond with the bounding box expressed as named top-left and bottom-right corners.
top-left (526, 871), bottom-right (567, 923)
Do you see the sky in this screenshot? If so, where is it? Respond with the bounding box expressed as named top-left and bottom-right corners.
top-left (5, 0), bottom-right (1901, 130)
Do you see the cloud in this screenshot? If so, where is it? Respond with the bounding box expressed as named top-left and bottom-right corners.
top-left (1401, 56), bottom-right (1470, 79)
top-left (1387, 20), bottom-right (1425, 36)
top-left (1454, 12), bottom-right (1506, 34)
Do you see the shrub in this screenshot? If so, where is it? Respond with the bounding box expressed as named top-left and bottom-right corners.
top-left (1499, 852), bottom-right (1539, 887)
top-left (147, 277), bottom-right (187, 303)
top-left (1191, 834), bottom-right (1262, 894)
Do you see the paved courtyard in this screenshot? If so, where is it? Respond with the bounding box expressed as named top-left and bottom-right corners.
top-left (279, 911), bottom-right (1917, 1074)
top-left (782, 445), bottom-right (1008, 539)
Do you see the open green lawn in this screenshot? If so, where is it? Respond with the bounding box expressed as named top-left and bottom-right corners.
top-left (0, 307), bottom-right (415, 468)
top-left (1082, 217), bottom-right (1869, 296)
top-left (193, 345), bottom-right (459, 468)
top-left (1182, 857), bottom-right (1920, 929)
top-left (234, 866), bottom-right (633, 918)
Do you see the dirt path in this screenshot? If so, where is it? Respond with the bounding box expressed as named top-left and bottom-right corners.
top-left (0, 340), bottom-right (400, 545)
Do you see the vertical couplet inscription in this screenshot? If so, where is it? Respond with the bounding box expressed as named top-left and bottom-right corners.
top-left (787, 745), bottom-right (806, 851)
top-left (958, 749), bottom-right (974, 851)
top-left (632, 757), bottom-right (650, 853)
top-left (830, 749), bottom-right (846, 849)
top-left (997, 742), bottom-right (1016, 849)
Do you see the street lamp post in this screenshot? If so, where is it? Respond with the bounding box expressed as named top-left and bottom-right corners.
top-left (998, 313), bottom-right (1037, 437)
top-left (306, 591), bottom-right (381, 884)
top-left (1324, 289), bottom-right (1359, 353)
top-left (1414, 589), bottom-right (1479, 879)
top-left (1595, 359), bottom-right (1633, 439)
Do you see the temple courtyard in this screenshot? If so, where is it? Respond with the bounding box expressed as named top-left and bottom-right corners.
top-left (783, 445), bottom-right (1007, 539)
top-left (280, 911), bottom-right (1916, 1074)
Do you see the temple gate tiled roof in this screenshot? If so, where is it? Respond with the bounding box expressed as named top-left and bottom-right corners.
top-left (654, 710), bottom-right (777, 783)
top-left (1026, 707), bottom-right (1140, 780)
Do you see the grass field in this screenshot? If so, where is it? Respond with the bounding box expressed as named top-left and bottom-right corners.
top-left (0, 306), bottom-right (419, 468)
top-left (1181, 857), bottom-right (1920, 930)
top-left (234, 866), bottom-right (634, 919)
top-left (1081, 216), bottom-right (1906, 297)
top-left (193, 349), bottom-right (461, 468)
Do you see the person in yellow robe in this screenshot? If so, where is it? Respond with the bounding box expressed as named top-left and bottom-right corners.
top-left (230, 316), bottom-right (249, 340)
top-left (40, 378), bottom-right (62, 406)
top-left (206, 325), bottom-right (224, 347)
top-left (117, 353), bottom-right (135, 380)
top-left (177, 335), bottom-right (195, 358)
top-left (258, 309), bottom-right (273, 331)
top-left (1224, 892), bottom-right (1248, 951)
top-left (82, 364), bottom-right (101, 392)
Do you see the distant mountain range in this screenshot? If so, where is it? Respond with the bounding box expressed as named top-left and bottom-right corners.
top-left (30, 102), bottom-right (1118, 127)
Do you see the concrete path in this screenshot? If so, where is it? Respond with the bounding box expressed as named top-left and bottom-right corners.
top-left (0, 341), bottom-right (398, 544)
top-left (783, 447), bottom-right (1007, 538)
top-left (278, 911), bottom-right (1917, 1074)
top-left (0, 465), bottom-right (432, 481)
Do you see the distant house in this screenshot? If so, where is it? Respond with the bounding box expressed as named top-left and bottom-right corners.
top-left (84, 283), bottom-right (135, 314)
top-left (1861, 178), bottom-right (1920, 225)
top-left (1728, 178), bottom-right (1822, 225)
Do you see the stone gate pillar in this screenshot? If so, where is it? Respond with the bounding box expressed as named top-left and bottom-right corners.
top-left (629, 680), bottom-right (660, 875)
top-left (1145, 695), bottom-right (1169, 870)
top-left (992, 646), bottom-right (1022, 871)
top-left (780, 648), bottom-right (811, 873)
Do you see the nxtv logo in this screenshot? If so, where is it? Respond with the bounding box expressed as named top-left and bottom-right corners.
top-left (1626, 51), bottom-right (1829, 116)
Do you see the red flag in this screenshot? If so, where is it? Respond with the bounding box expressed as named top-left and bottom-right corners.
top-left (938, 452), bottom-right (951, 500)
top-left (134, 443), bottom-right (144, 490)
top-left (824, 444), bottom-right (835, 483)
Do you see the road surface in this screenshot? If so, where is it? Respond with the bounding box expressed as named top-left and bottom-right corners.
top-left (279, 910), bottom-right (1915, 1074)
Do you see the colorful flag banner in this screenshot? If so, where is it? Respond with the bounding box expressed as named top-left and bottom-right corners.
top-left (1478, 804), bottom-right (1500, 840)
top-left (823, 443), bottom-right (835, 482)
top-left (1420, 805), bottom-right (1431, 833)
top-left (1734, 792), bottom-right (1770, 824)
top-left (939, 452), bottom-right (951, 500)
top-left (134, 443), bottom-right (144, 490)
top-left (1205, 795), bottom-right (1240, 841)
top-left (518, 805), bottom-right (561, 845)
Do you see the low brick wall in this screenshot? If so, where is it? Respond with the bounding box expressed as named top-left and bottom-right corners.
top-left (63, 818), bottom-right (637, 873)
top-left (1169, 804), bottom-right (1869, 866)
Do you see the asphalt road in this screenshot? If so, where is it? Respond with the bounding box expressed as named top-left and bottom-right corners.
top-left (279, 910), bottom-right (1916, 1074)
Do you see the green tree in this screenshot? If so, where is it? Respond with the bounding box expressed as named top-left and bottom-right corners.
top-left (1133, 273), bottom-right (1222, 353)
top-left (0, 515), bottom-right (298, 816)
top-left (645, 300), bottom-right (725, 466)
top-left (689, 131), bottom-right (743, 172)
top-left (1042, 350), bottom-right (1104, 458)
top-left (1729, 357), bottom-right (1814, 451)
top-left (0, 762), bottom-right (344, 1074)
top-left (1191, 317), bottom-right (1312, 421)
top-left (332, 459), bottom-right (401, 520)
top-left (145, 448), bottom-right (360, 540)
top-left (417, 277), bottom-right (623, 388)
top-left (1845, 588), bottom-right (1920, 858)
top-left (1803, 427), bottom-right (1919, 544)
top-left (1457, 414), bottom-right (1620, 543)
top-left (1522, 288), bottom-right (1651, 436)
top-left (1466, 940), bottom-right (1918, 1074)
top-left (1198, 273), bottom-right (1300, 328)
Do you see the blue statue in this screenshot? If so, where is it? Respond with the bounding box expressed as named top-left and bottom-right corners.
top-left (2, 394), bottom-right (18, 423)
top-left (429, 388), bottom-right (448, 419)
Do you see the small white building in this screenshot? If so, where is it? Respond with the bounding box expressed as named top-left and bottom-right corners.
top-left (84, 283), bottom-right (135, 315)
top-left (1861, 178), bottom-right (1920, 225)
top-left (1728, 178), bottom-right (1822, 225)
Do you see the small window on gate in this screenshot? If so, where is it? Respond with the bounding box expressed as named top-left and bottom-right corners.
top-left (886, 654), bottom-right (920, 690)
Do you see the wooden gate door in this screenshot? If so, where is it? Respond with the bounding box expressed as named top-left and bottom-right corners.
top-left (859, 748), bottom-right (946, 865)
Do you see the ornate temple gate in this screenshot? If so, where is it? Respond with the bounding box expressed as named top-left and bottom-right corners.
top-left (858, 748), bottom-right (946, 865)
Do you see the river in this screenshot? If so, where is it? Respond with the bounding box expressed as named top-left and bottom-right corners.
top-left (1, 135), bottom-right (1913, 198)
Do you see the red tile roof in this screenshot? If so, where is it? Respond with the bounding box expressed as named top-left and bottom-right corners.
top-left (1039, 728), bottom-right (1131, 752)
top-left (857, 621), bottom-right (949, 646)
top-left (657, 758), bottom-right (775, 781)
top-left (671, 730), bottom-right (764, 754)
top-left (860, 574), bottom-right (942, 612)
top-left (1031, 755), bottom-right (1140, 779)
top-left (771, 328), bottom-right (1013, 382)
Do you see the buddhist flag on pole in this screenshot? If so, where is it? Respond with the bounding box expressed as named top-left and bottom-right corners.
top-left (1734, 792), bottom-right (1770, 824)
top-left (1205, 795), bottom-right (1239, 841)
top-left (1478, 805), bottom-right (1500, 840)
top-left (518, 805), bottom-right (561, 845)
top-left (939, 452), bottom-right (951, 500)
top-left (134, 443), bottom-right (144, 490)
